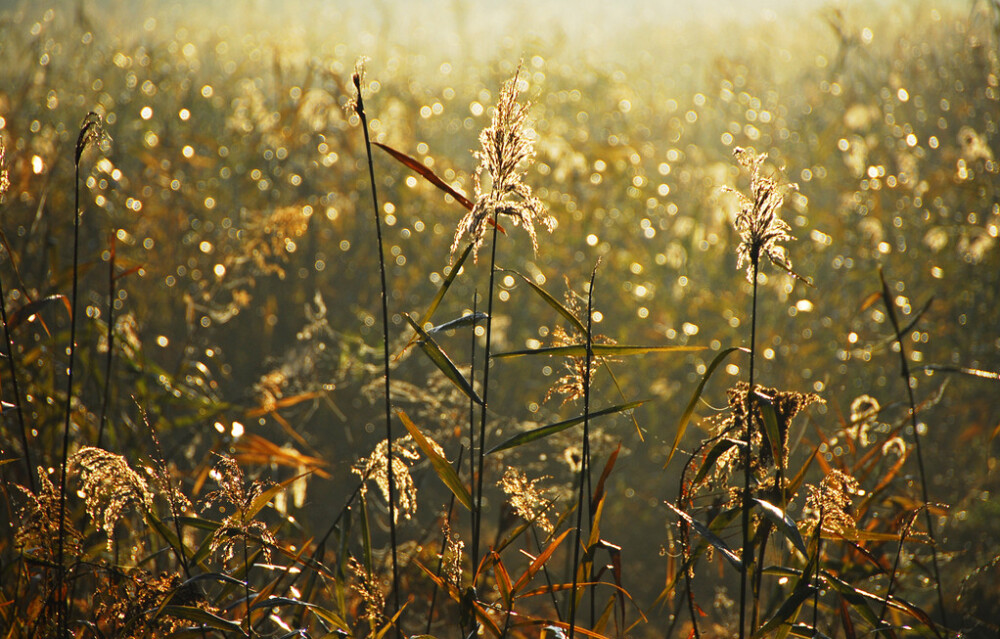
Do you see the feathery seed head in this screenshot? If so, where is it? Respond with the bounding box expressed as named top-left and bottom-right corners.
top-left (724, 146), bottom-right (799, 283)
top-left (804, 469), bottom-right (861, 534)
top-left (499, 467), bottom-right (554, 533)
top-left (203, 455), bottom-right (276, 563)
top-left (451, 64), bottom-right (554, 262)
top-left (352, 435), bottom-right (433, 522)
top-left (76, 111), bottom-right (110, 167)
top-left (70, 447), bottom-right (153, 551)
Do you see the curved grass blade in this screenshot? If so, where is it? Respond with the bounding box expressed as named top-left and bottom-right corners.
top-left (822, 570), bottom-right (897, 635)
top-left (247, 596), bottom-right (350, 630)
top-left (145, 509), bottom-right (192, 563)
top-left (244, 481), bottom-right (286, 524)
top-left (664, 501), bottom-right (742, 570)
top-left (159, 605), bottom-right (243, 633)
top-left (591, 444), bottom-right (621, 513)
top-left (397, 409), bottom-right (473, 510)
top-left (755, 389), bottom-right (783, 473)
top-left (487, 400), bottom-right (645, 454)
top-left (427, 311), bottom-right (489, 335)
top-left (913, 364), bottom-right (1000, 381)
top-left (502, 268), bottom-right (646, 439)
top-left (396, 241), bottom-right (475, 360)
top-left (501, 269), bottom-right (586, 334)
top-left (513, 528), bottom-right (571, 592)
top-left (788, 625), bottom-right (833, 639)
top-left (752, 498), bottom-right (807, 555)
top-left (8, 294), bottom-right (71, 331)
top-left (404, 313), bottom-right (483, 405)
top-left (664, 347), bottom-right (748, 470)
top-left (493, 344), bottom-right (702, 359)
top-left (751, 578), bottom-right (816, 639)
top-left (374, 141), bottom-right (474, 211)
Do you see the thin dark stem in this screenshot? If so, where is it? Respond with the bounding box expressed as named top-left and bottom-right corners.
top-left (738, 258), bottom-right (759, 639)
top-left (141, 406), bottom-right (192, 579)
top-left (879, 269), bottom-right (948, 628)
top-left (530, 524), bottom-right (563, 622)
top-left (243, 535), bottom-right (253, 638)
top-left (468, 292), bottom-right (477, 585)
top-left (473, 215), bottom-right (500, 581)
top-left (569, 263), bottom-right (597, 639)
top-left (812, 494), bottom-right (823, 632)
top-left (0, 268), bottom-right (33, 491)
top-left (683, 543), bottom-right (700, 639)
top-left (97, 234), bottom-right (116, 448)
top-left (879, 508), bottom-right (921, 624)
top-left (56, 156), bottom-right (85, 636)
top-left (353, 73), bottom-right (400, 632)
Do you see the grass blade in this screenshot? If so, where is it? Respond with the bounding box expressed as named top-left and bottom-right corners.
top-left (501, 268), bottom-right (587, 334)
top-left (664, 501), bottom-right (742, 570)
top-left (397, 409), bottom-right (473, 510)
top-left (751, 578), bottom-right (816, 639)
top-left (513, 528), bottom-right (571, 592)
top-left (487, 401), bottom-right (645, 454)
top-left (755, 389), bottom-right (783, 473)
top-left (752, 498), bottom-right (807, 555)
top-left (7, 294), bottom-right (72, 331)
top-left (404, 313), bottom-right (483, 405)
top-left (692, 438), bottom-right (744, 486)
top-left (493, 344), bottom-right (702, 359)
top-left (664, 347), bottom-right (748, 469)
top-left (159, 605), bottom-right (243, 633)
top-left (374, 141), bottom-right (474, 211)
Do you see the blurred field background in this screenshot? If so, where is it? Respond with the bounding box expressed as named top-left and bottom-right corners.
top-left (1, 0), bottom-right (998, 635)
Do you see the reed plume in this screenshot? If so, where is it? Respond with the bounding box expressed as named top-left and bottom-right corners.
top-left (451, 64), bottom-right (554, 263)
top-left (723, 145), bottom-right (801, 639)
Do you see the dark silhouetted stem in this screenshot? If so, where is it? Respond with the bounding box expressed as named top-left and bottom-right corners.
top-left (879, 508), bottom-right (921, 624)
top-left (353, 73), bottom-right (400, 634)
top-left (243, 535), bottom-right (253, 638)
top-left (0, 269), bottom-right (33, 491)
top-left (97, 234), bottom-right (116, 447)
top-left (473, 216), bottom-right (500, 579)
top-left (812, 492), bottom-right (823, 631)
top-left (569, 263), bottom-right (597, 639)
top-left (879, 268), bottom-right (948, 627)
top-left (739, 257), bottom-right (759, 639)
top-left (468, 292), bottom-right (478, 587)
top-left (56, 152), bottom-right (85, 636)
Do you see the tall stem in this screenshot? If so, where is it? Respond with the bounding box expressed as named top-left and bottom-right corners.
top-left (353, 73), bottom-right (400, 633)
top-left (879, 268), bottom-right (947, 627)
top-left (569, 263), bottom-right (598, 639)
top-left (738, 257), bottom-right (759, 639)
top-left (468, 291), bottom-right (477, 585)
top-left (243, 535), bottom-right (253, 638)
top-left (98, 234), bottom-right (116, 447)
top-left (55, 155), bottom-right (85, 635)
top-left (472, 214), bottom-right (500, 579)
top-left (0, 268), bottom-right (33, 491)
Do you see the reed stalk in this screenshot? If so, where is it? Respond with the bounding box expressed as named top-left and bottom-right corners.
top-left (352, 65), bottom-right (401, 632)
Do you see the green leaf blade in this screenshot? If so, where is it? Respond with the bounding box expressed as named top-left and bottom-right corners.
top-left (397, 409), bottom-right (473, 510)
top-left (404, 313), bottom-right (483, 406)
top-left (487, 400), bottom-right (646, 454)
